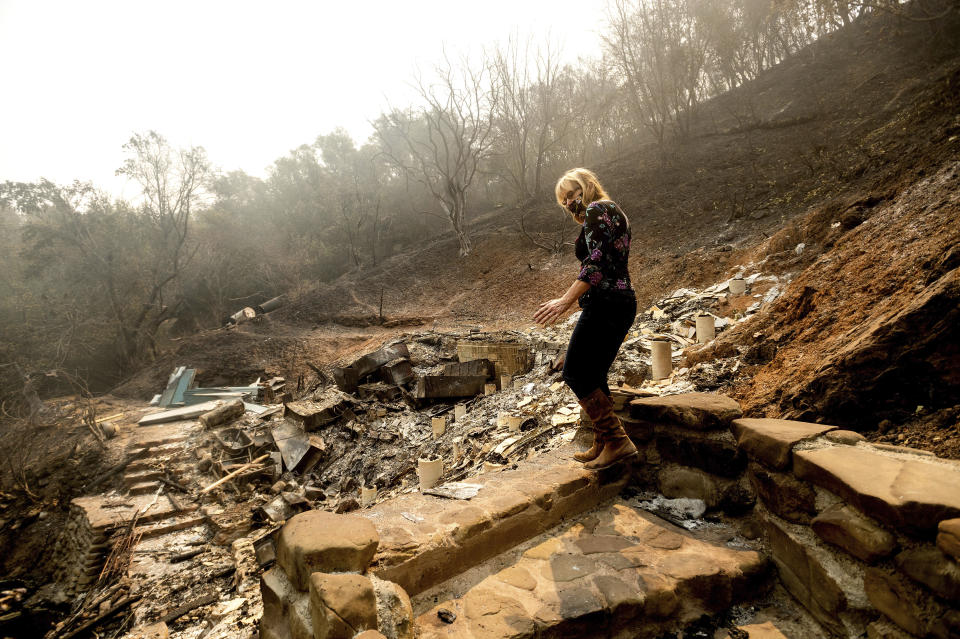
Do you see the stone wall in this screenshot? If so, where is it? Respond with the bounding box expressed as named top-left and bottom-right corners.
top-left (48, 501), bottom-right (112, 596)
top-left (623, 393), bottom-right (960, 638)
top-left (260, 510), bottom-right (411, 639)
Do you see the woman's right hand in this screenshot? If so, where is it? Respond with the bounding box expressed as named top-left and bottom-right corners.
top-left (533, 297), bottom-right (573, 326)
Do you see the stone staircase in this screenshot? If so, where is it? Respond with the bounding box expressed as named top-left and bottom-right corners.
top-left (51, 420), bottom-right (204, 595)
top-left (365, 452), bottom-right (630, 597)
top-left (260, 446), bottom-right (773, 639)
top-left (121, 422), bottom-right (196, 496)
top-left (259, 391), bottom-right (960, 639)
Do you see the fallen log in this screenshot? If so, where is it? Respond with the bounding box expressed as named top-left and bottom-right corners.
top-left (255, 295), bottom-right (284, 314)
top-left (199, 399), bottom-right (244, 429)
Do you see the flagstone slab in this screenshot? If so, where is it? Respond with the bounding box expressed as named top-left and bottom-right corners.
top-left (629, 393), bottom-right (743, 431)
top-left (794, 445), bottom-right (960, 534)
top-left (811, 504), bottom-right (897, 563)
top-left (362, 458), bottom-right (630, 597)
top-left (731, 418), bottom-right (836, 470)
top-left (415, 501), bottom-right (767, 639)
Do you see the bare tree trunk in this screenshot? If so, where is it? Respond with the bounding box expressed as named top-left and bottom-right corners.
top-left (441, 191), bottom-right (472, 256)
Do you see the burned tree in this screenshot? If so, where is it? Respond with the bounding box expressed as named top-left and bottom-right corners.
top-left (374, 54), bottom-right (496, 257)
top-left (1, 132), bottom-right (211, 376)
top-left (489, 36), bottom-right (571, 202)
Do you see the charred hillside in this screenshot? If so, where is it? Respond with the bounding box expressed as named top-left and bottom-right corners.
top-left (271, 9), bottom-right (959, 325)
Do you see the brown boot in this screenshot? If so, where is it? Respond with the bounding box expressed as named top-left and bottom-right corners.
top-left (573, 391), bottom-right (615, 462)
top-left (578, 389), bottom-right (639, 471)
top-left (574, 392), bottom-right (607, 463)
top-left (573, 427), bottom-right (603, 462)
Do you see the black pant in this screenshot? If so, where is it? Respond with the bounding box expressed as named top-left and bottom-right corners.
top-left (562, 295), bottom-right (637, 400)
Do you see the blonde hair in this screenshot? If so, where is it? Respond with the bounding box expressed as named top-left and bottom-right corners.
top-left (554, 168), bottom-right (610, 221)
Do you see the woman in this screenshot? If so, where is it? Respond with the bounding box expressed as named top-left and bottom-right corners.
top-left (533, 168), bottom-right (639, 470)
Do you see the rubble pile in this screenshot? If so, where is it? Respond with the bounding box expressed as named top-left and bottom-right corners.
top-left (545, 269), bottom-right (789, 396)
top-left (16, 268), bottom-right (793, 639)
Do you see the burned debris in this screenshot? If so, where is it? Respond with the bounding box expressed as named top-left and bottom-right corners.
top-left (15, 266), bottom-right (788, 639)
top-left (223, 295), bottom-right (286, 327)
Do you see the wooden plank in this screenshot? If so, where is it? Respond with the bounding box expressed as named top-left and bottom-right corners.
top-left (138, 400), bottom-right (221, 426)
top-left (200, 454), bottom-right (270, 494)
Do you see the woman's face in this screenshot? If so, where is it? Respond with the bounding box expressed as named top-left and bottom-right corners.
top-left (561, 183), bottom-right (582, 208)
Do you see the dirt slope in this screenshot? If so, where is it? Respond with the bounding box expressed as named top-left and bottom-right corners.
top-left (263, 11), bottom-right (958, 324)
top-left (702, 158), bottom-right (960, 449)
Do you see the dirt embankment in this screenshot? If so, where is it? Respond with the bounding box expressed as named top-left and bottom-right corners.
top-left (713, 159), bottom-right (960, 448)
top-left (267, 11), bottom-right (960, 326)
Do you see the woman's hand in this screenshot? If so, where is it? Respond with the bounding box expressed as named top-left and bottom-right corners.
top-left (535, 281), bottom-right (589, 326)
top-left (533, 297), bottom-right (573, 326)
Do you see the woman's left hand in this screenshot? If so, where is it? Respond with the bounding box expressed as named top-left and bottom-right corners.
top-left (533, 297), bottom-right (573, 326)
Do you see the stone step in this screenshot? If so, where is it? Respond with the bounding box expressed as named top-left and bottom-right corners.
top-left (134, 423), bottom-right (195, 448)
top-left (359, 452), bottom-right (631, 597)
top-left (134, 511), bottom-right (206, 539)
top-left (793, 442), bottom-right (960, 535)
top-left (414, 499), bottom-right (768, 639)
top-left (123, 469), bottom-right (165, 486)
top-left (731, 418), bottom-right (836, 470)
top-left (128, 481), bottom-right (161, 495)
top-left (72, 493), bottom-right (198, 530)
top-left (125, 459), bottom-right (160, 472)
top-left (629, 392), bottom-right (743, 431)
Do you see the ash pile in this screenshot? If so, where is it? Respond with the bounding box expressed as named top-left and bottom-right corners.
top-left (195, 267), bottom-right (785, 512)
top-left (186, 267), bottom-right (789, 524)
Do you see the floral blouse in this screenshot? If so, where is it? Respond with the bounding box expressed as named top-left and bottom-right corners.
top-left (574, 200), bottom-right (635, 306)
